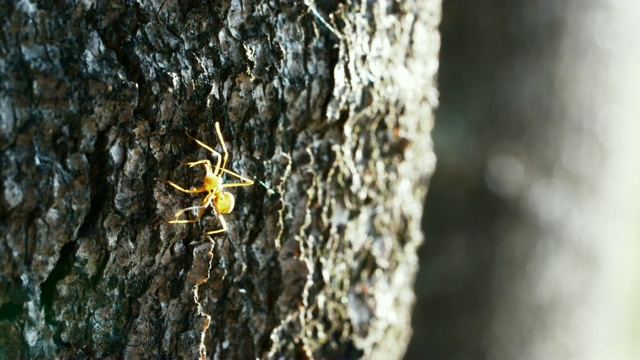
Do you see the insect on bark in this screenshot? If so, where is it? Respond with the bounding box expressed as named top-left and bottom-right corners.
top-left (156, 122), bottom-right (254, 235)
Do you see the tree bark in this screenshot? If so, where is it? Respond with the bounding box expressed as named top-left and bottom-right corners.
top-left (0, 1), bottom-right (439, 358)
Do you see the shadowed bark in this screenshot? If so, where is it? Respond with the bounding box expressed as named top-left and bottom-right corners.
top-left (0, 1), bottom-right (439, 358)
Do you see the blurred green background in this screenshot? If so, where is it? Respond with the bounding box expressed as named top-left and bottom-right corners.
top-left (406, 1), bottom-right (640, 358)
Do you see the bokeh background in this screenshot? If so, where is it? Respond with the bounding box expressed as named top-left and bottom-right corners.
top-left (406, 1), bottom-right (640, 358)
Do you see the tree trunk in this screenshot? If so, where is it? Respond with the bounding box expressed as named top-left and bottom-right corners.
top-left (0, 1), bottom-right (439, 358)
top-left (408, 1), bottom-right (640, 358)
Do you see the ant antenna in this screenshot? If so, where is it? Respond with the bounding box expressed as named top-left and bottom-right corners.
top-left (243, 165), bottom-right (281, 200)
top-left (304, 0), bottom-right (343, 40)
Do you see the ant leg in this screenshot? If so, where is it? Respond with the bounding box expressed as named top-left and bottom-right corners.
top-left (155, 178), bottom-right (207, 194)
top-left (185, 131), bottom-right (223, 177)
top-left (169, 205), bottom-right (205, 224)
top-left (185, 159), bottom-right (210, 168)
top-left (205, 213), bottom-right (227, 235)
top-left (168, 193), bottom-right (212, 223)
top-left (185, 159), bottom-right (215, 175)
top-left (220, 168), bottom-right (254, 187)
top-left (214, 122), bottom-right (229, 175)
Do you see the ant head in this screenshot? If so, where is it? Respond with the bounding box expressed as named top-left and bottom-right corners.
top-left (217, 191), bottom-right (235, 214)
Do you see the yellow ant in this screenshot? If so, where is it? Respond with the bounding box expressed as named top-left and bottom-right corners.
top-left (155, 122), bottom-right (254, 235)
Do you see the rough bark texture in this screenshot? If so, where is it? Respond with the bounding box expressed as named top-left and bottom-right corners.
top-left (0, 1), bottom-right (439, 358)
